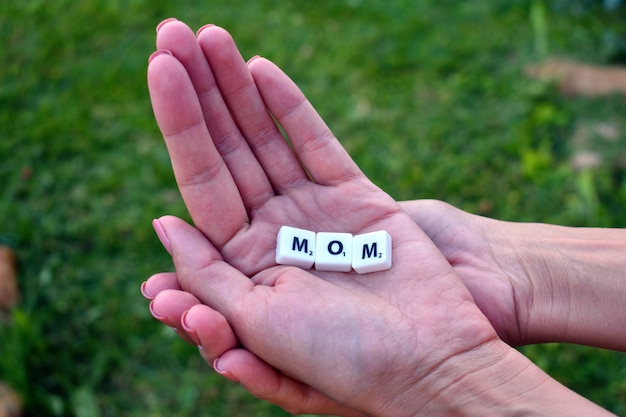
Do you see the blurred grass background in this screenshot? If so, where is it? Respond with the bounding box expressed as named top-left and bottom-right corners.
top-left (1, 0), bottom-right (625, 416)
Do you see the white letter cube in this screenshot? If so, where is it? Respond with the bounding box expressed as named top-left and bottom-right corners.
top-left (276, 226), bottom-right (316, 269)
top-left (351, 231), bottom-right (392, 274)
top-left (315, 232), bottom-right (353, 272)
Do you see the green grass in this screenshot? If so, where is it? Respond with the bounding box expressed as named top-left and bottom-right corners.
top-left (1, 0), bottom-right (625, 416)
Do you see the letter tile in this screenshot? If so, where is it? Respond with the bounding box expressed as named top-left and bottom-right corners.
top-left (275, 226), bottom-right (316, 269)
top-left (315, 232), bottom-right (353, 272)
top-left (351, 231), bottom-right (392, 274)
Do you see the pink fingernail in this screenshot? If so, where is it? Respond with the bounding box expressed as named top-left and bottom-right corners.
top-left (152, 218), bottom-right (172, 255)
top-left (246, 55), bottom-right (261, 65)
top-left (213, 358), bottom-right (239, 382)
top-left (149, 300), bottom-right (165, 321)
top-left (148, 49), bottom-right (173, 64)
top-left (181, 310), bottom-right (201, 346)
top-left (196, 23), bottom-right (216, 37)
top-left (156, 18), bottom-right (178, 33)
top-left (140, 281), bottom-right (154, 300)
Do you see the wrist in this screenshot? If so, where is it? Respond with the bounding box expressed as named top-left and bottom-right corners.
top-left (408, 339), bottom-right (613, 417)
top-left (489, 221), bottom-right (626, 349)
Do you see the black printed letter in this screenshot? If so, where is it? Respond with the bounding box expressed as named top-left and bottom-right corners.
top-left (362, 242), bottom-right (378, 259)
top-left (327, 240), bottom-right (343, 255)
top-left (292, 237), bottom-right (308, 253)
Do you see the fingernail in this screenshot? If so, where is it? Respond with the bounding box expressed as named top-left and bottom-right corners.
top-left (196, 23), bottom-right (216, 37)
top-left (213, 357), bottom-right (239, 382)
top-left (156, 18), bottom-right (178, 34)
top-left (148, 49), bottom-right (173, 64)
top-left (181, 310), bottom-right (201, 345)
top-left (149, 300), bottom-right (165, 321)
top-left (152, 218), bottom-right (172, 255)
top-left (140, 281), bottom-right (154, 300)
top-left (246, 55), bottom-right (261, 65)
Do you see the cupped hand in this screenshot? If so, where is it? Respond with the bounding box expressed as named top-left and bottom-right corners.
top-left (144, 200), bottom-right (533, 415)
top-left (153, 212), bottom-right (506, 417)
top-left (146, 20), bottom-right (504, 416)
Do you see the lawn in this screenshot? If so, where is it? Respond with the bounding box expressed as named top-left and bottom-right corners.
top-left (1, 0), bottom-right (625, 416)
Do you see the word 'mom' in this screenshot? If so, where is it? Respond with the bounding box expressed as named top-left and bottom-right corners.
top-left (275, 226), bottom-right (392, 274)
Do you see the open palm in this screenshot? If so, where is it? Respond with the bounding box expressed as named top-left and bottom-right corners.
top-left (149, 21), bottom-right (405, 278)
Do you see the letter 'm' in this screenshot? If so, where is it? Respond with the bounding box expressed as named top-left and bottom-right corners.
top-left (362, 242), bottom-right (378, 259)
top-left (292, 237), bottom-right (308, 253)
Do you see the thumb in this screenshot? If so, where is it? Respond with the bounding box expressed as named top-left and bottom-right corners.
top-left (154, 215), bottom-right (254, 316)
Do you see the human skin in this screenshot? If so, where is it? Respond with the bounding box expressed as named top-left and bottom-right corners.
top-left (400, 199), bottom-right (626, 352)
top-left (145, 201), bottom-right (626, 415)
top-left (144, 19), bottom-right (621, 416)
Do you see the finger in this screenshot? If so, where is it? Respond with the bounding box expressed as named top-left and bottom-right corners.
top-left (141, 272), bottom-right (180, 300)
top-left (215, 349), bottom-right (364, 417)
top-left (181, 304), bottom-right (239, 363)
top-left (156, 215), bottom-right (255, 315)
top-left (149, 289), bottom-right (201, 345)
top-left (147, 51), bottom-right (248, 248)
top-left (249, 57), bottom-right (363, 187)
top-left (156, 20), bottom-right (275, 212)
top-left (197, 26), bottom-right (310, 198)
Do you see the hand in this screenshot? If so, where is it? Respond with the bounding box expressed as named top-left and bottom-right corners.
top-left (152, 210), bottom-right (512, 417)
top-left (147, 20), bottom-right (505, 416)
top-left (141, 199), bottom-right (528, 416)
top-left (145, 21), bottom-right (618, 416)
